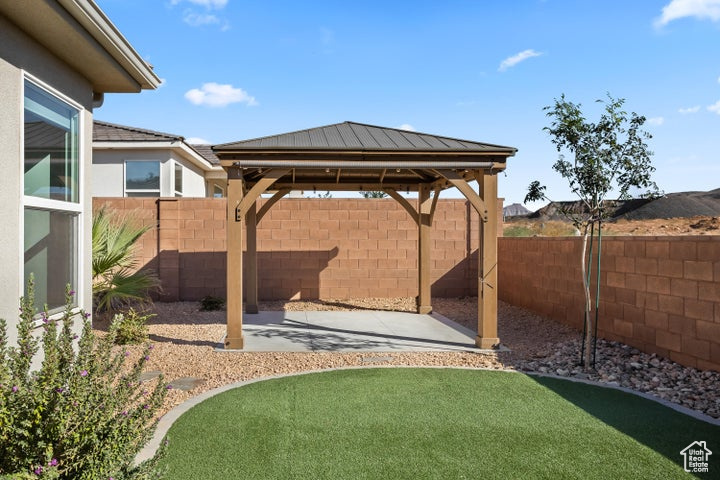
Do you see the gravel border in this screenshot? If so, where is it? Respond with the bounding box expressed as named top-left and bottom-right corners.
top-left (98, 297), bottom-right (719, 443)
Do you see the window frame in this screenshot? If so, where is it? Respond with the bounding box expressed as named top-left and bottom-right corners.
top-left (20, 73), bottom-right (85, 317)
top-left (124, 159), bottom-right (161, 197)
top-left (213, 184), bottom-right (224, 198)
top-left (173, 161), bottom-right (183, 197)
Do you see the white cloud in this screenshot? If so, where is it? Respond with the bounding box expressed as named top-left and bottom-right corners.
top-left (185, 82), bottom-right (258, 107)
top-left (182, 11), bottom-right (220, 26)
top-left (172, 0), bottom-right (230, 29)
top-left (186, 137), bottom-right (211, 144)
top-left (647, 116), bottom-right (665, 126)
top-left (396, 124), bottom-right (416, 131)
top-left (678, 105), bottom-right (701, 114)
top-left (172, 0), bottom-right (228, 9)
top-left (654, 0), bottom-right (720, 27)
top-left (717, 75), bottom-right (720, 83)
top-left (707, 100), bottom-right (720, 114)
top-left (498, 49), bottom-right (543, 72)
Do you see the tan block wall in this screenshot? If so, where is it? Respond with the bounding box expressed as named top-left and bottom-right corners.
top-left (93, 197), bottom-right (484, 302)
top-left (499, 236), bottom-right (720, 372)
top-left (94, 197), bottom-right (720, 371)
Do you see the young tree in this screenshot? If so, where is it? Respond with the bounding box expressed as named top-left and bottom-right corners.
top-left (525, 94), bottom-right (660, 370)
top-left (307, 190), bottom-right (332, 198)
top-left (359, 191), bottom-right (388, 198)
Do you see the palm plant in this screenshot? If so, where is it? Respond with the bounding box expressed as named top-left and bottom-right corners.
top-left (92, 206), bottom-right (159, 313)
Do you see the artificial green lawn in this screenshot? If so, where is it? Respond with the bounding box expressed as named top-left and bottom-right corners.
top-left (158, 368), bottom-right (720, 479)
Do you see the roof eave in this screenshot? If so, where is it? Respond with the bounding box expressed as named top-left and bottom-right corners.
top-left (213, 148), bottom-right (517, 156)
top-left (58, 0), bottom-right (160, 91)
top-left (0, 0), bottom-right (160, 93)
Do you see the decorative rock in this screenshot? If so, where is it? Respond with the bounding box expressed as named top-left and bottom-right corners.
top-left (120, 299), bottom-right (720, 421)
top-left (168, 377), bottom-right (205, 392)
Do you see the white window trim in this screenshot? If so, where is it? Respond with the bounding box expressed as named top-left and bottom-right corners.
top-left (20, 72), bottom-right (85, 321)
top-left (124, 159), bottom-right (161, 197)
top-left (173, 160), bottom-right (183, 197)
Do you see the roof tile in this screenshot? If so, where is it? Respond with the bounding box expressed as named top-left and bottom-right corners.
top-left (93, 120), bottom-right (182, 142)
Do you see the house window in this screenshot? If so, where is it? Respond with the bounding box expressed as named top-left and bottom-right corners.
top-left (125, 160), bottom-right (160, 197)
top-left (213, 184), bottom-right (224, 198)
top-left (23, 79), bottom-right (81, 312)
top-left (174, 163), bottom-right (183, 197)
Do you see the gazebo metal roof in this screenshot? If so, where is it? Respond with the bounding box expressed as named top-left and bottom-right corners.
top-left (215, 121), bottom-right (516, 153)
top-left (214, 121), bottom-right (515, 192)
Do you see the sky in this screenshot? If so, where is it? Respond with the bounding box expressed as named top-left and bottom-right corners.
top-left (95, 0), bottom-right (720, 208)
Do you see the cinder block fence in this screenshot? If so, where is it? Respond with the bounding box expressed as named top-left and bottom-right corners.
top-left (93, 197), bottom-right (482, 302)
top-left (93, 197), bottom-right (719, 372)
top-left (499, 236), bottom-right (720, 371)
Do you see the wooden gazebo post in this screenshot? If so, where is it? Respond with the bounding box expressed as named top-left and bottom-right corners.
top-left (417, 183), bottom-right (433, 314)
top-left (476, 171), bottom-right (500, 349)
top-left (225, 167), bottom-right (245, 349)
top-left (245, 201), bottom-right (259, 314)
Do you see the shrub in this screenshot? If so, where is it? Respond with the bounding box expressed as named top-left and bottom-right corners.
top-left (503, 225), bottom-right (535, 237)
top-left (93, 206), bottom-right (160, 314)
top-left (0, 277), bottom-right (167, 479)
top-left (110, 308), bottom-right (155, 345)
top-left (199, 296), bottom-right (225, 312)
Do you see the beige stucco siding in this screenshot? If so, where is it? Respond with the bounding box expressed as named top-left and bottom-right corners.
top-left (0, 13), bottom-right (93, 344)
top-left (93, 149), bottom-right (209, 197)
top-left (174, 151), bottom-right (207, 197)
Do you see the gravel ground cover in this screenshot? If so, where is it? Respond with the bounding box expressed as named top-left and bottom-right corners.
top-left (96, 298), bottom-right (720, 420)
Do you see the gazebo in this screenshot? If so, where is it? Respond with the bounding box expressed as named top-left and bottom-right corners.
top-left (213, 122), bottom-right (516, 350)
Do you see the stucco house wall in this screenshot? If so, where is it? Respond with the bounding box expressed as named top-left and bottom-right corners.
top-left (92, 121), bottom-right (225, 198)
top-left (92, 148), bottom-right (209, 197)
top-left (0, 14), bottom-right (94, 343)
top-left (0, 1), bottom-right (158, 346)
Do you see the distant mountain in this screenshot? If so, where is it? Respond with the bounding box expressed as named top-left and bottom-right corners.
top-left (620, 189), bottom-right (720, 220)
top-left (526, 188), bottom-right (720, 221)
top-left (527, 199), bottom-right (645, 220)
top-left (503, 203), bottom-right (530, 218)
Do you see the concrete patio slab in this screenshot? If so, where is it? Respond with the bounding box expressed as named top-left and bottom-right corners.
top-left (219, 310), bottom-right (489, 353)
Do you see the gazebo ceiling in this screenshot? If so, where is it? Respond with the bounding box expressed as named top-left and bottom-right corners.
top-left (214, 122), bottom-right (516, 192)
